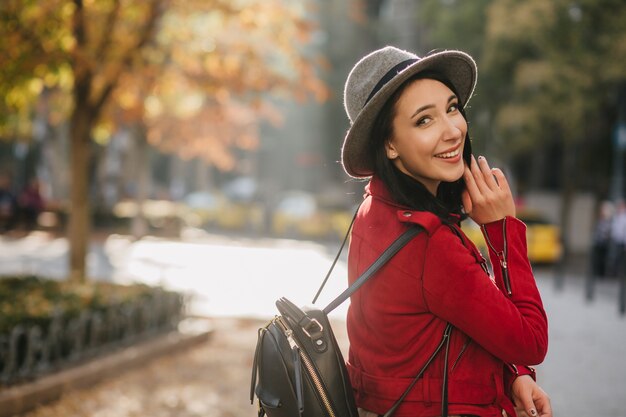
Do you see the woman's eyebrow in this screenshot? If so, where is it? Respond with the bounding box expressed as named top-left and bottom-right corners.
top-left (411, 104), bottom-right (435, 119)
top-left (410, 95), bottom-right (458, 119)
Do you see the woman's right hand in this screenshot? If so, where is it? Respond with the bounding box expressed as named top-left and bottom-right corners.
top-left (462, 155), bottom-right (516, 225)
top-left (511, 375), bottom-right (552, 417)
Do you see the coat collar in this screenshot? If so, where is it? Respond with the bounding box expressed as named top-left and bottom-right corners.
top-left (365, 175), bottom-right (406, 209)
top-left (364, 175), bottom-right (449, 235)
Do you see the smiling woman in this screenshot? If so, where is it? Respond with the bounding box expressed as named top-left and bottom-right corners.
top-left (340, 46), bottom-right (552, 417)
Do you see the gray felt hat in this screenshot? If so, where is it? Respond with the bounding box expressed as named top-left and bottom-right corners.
top-left (341, 46), bottom-right (477, 178)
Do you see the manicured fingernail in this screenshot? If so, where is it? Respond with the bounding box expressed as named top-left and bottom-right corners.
top-left (477, 155), bottom-right (484, 160)
top-left (529, 409), bottom-right (537, 416)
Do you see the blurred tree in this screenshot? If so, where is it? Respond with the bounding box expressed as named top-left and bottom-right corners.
top-left (483, 0), bottom-right (626, 257)
top-left (418, 0), bottom-right (491, 60)
top-left (417, 0), bottom-right (625, 186)
top-left (415, 0), bottom-right (626, 259)
top-left (107, 2), bottom-right (328, 236)
top-left (0, 0), bottom-right (326, 282)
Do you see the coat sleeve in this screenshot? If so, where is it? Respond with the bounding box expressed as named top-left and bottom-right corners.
top-left (421, 217), bottom-right (548, 365)
top-left (504, 363), bottom-right (537, 398)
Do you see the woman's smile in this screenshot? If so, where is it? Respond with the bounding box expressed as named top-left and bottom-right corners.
top-left (434, 145), bottom-right (462, 162)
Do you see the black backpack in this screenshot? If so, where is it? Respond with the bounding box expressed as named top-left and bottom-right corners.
top-left (250, 225), bottom-right (454, 417)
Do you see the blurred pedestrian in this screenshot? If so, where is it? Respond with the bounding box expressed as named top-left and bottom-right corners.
top-left (608, 200), bottom-right (626, 277)
top-left (0, 173), bottom-right (18, 233)
top-left (18, 177), bottom-right (45, 231)
top-left (341, 46), bottom-right (551, 417)
top-left (590, 201), bottom-right (613, 278)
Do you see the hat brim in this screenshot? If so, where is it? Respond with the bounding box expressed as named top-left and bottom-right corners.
top-left (341, 50), bottom-right (477, 178)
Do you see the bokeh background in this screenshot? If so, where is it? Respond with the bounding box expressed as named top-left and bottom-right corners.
top-left (1, 1), bottom-right (626, 416)
top-left (2, 0), bottom-right (625, 270)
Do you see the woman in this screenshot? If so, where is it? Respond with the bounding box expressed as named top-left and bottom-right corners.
top-left (341, 46), bottom-right (551, 417)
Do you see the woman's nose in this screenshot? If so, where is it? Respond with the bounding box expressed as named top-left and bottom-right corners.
top-left (442, 116), bottom-right (464, 141)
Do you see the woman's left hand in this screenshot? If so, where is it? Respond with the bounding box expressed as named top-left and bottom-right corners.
top-left (511, 375), bottom-right (552, 417)
top-left (462, 155), bottom-right (516, 224)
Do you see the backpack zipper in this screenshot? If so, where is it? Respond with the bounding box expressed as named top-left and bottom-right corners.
top-left (277, 317), bottom-right (336, 417)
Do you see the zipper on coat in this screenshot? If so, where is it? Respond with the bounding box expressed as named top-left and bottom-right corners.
top-left (482, 220), bottom-right (512, 296)
top-left (278, 317), bottom-right (337, 417)
top-left (450, 338), bottom-right (470, 372)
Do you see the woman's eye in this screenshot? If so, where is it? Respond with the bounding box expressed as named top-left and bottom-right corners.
top-left (448, 103), bottom-right (459, 112)
top-left (416, 116), bottom-right (432, 126)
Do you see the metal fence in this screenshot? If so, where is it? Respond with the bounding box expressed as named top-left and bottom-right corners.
top-left (0, 290), bottom-right (185, 386)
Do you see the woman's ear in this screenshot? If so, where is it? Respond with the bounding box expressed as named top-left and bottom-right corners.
top-left (385, 140), bottom-right (398, 160)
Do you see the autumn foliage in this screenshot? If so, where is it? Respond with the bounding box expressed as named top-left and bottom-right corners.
top-left (0, 0), bottom-right (328, 281)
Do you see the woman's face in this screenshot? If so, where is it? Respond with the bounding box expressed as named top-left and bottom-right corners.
top-left (385, 78), bottom-right (467, 195)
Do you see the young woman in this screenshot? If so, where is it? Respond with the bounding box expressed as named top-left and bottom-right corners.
top-left (341, 46), bottom-right (551, 417)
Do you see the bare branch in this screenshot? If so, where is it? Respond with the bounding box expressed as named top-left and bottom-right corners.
top-left (94, 0), bottom-right (121, 60)
top-left (72, 0), bottom-right (87, 48)
top-left (91, 0), bottom-right (165, 112)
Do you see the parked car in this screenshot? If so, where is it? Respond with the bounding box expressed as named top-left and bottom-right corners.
top-left (215, 200), bottom-right (264, 232)
top-left (460, 210), bottom-right (562, 265)
top-left (112, 199), bottom-right (186, 233)
top-left (328, 204), bottom-right (359, 240)
top-left (271, 191), bottom-right (334, 239)
top-left (460, 218), bottom-right (488, 256)
top-left (518, 210), bottom-right (563, 264)
top-left (217, 177), bottom-right (264, 232)
top-left (181, 190), bottom-right (226, 228)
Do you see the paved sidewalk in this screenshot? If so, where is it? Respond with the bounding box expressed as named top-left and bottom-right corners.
top-left (533, 276), bottom-right (626, 417)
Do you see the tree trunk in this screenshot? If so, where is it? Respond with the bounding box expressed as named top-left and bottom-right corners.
top-left (131, 124), bottom-right (150, 238)
top-left (554, 140), bottom-right (579, 289)
top-left (194, 159), bottom-right (211, 192)
top-left (65, 0), bottom-right (163, 281)
top-left (68, 106), bottom-right (94, 283)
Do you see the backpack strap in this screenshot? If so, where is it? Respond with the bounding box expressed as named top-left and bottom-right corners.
top-left (322, 225), bottom-right (423, 314)
top-left (314, 204), bottom-right (451, 416)
top-left (312, 202), bottom-right (361, 304)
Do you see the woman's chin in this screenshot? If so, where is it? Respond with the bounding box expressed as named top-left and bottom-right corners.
top-left (444, 167), bottom-right (465, 183)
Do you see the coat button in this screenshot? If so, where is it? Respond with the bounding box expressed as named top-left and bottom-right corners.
top-left (402, 211), bottom-right (412, 217)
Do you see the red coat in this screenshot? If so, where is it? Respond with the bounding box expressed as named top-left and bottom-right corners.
top-left (346, 177), bottom-right (548, 417)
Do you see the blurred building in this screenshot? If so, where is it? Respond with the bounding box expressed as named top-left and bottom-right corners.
top-left (255, 0), bottom-right (426, 205)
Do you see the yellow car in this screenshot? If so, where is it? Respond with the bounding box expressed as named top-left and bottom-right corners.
top-left (460, 218), bottom-right (487, 256)
top-left (181, 191), bottom-right (227, 228)
top-left (518, 210), bottom-right (563, 264)
top-left (271, 191), bottom-right (334, 239)
top-left (112, 199), bottom-right (186, 225)
top-left (215, 200), bottom-right (264, 232)
top-left (328, 205), bottom-right (359, 240)
top-left (216, 177), bottom-right (264, 232)
top-left (460, 210), bottom-right (562, 265)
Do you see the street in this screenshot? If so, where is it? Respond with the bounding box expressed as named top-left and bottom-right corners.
top-left (1, 230), bottom-right (625, 417)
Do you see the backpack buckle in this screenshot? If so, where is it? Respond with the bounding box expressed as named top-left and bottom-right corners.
top-left (301, 318), bottom-right (323, 338)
